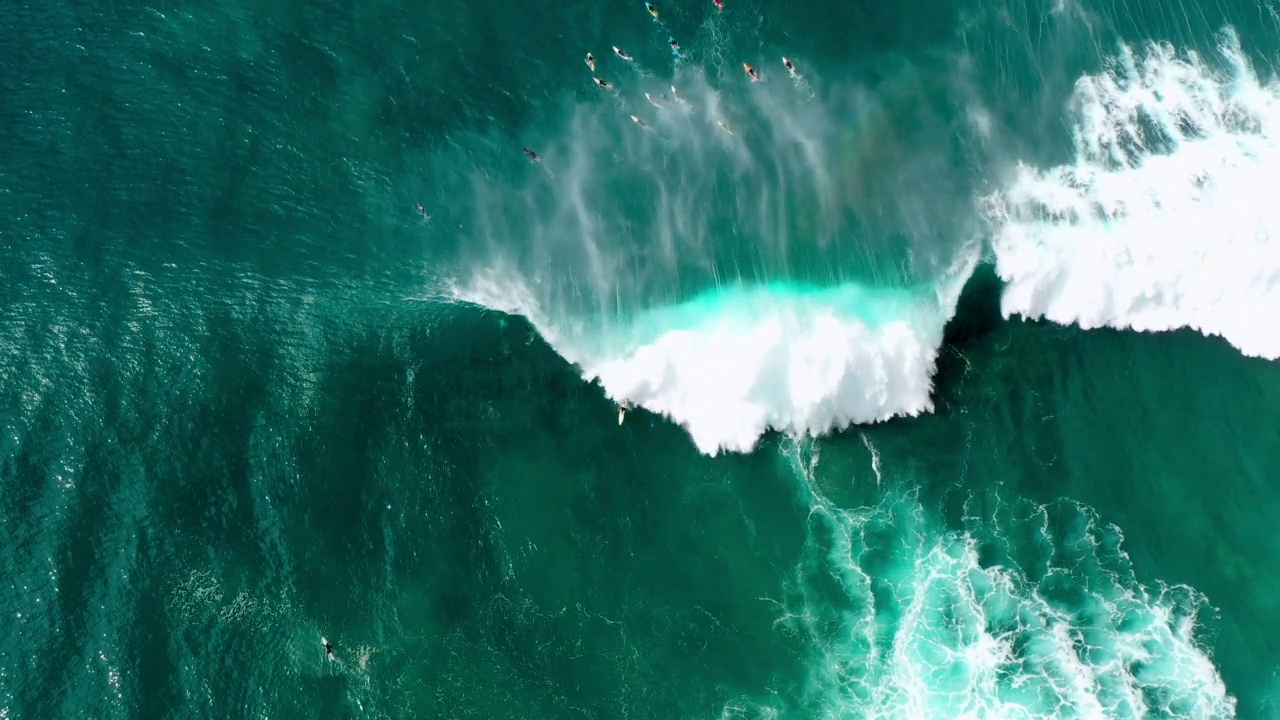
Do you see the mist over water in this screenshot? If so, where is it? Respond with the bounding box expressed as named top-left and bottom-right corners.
top-left (446, 62), bottom-right (979, 316)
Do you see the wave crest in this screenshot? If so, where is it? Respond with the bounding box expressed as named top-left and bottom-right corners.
top-left (451, 254), bottom-right (974, 455)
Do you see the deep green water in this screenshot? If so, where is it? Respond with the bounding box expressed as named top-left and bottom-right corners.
top-left (3, 0), bottom-right (1280, 717)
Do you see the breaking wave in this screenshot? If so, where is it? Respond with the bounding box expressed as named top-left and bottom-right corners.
top-left (452, 251), bottom-right (973, 456)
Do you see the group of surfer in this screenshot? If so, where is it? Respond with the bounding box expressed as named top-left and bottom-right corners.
top-left (573, 1), bottom-right (793, 134)
top-left (533, 1), bottom-right (801, 156)
top-left (422, 0), bottom-right (803, 218)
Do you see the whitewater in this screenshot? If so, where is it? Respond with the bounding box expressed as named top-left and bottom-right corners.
top-left (449, 28), bottom-right (1280, 457)
top-left (986, 29), bottom-right (1280, 361)
top-left (454, 255), bottom-right (973, 455)
top-left (714, 440), bottom-right (1240, 719)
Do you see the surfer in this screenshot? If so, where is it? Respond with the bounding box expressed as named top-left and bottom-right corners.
top-left (593, 77), bottom-right (615, 90)
top-left (630, 115), bottom-right (647, 128)
top-left (714, 0), bottom-right (723, 8)
top-left (415, 203), bottom-right (430, 221)
top-left (645, 92), bottom-right (662, 107)
top-left (323, 639), bottom-right (337, 661)
top-left (613, 46), bottom-right (633, 61)
top-left (523, 147), bottom-right (541, 162)
top-left (743, 62), bottom-right (761, 82)
top-left (717, 120), bottom-right (735, 136)
top-left (585, 52), bottom-right (596, 72)
top-left (783, 57), bottom-right (797, 77)
top-left (669, 36), bottom-right (681, 58)
top-left (645, 2), bottom-right (659, 19)
top-left (670, 85), bottom-right (691, 108)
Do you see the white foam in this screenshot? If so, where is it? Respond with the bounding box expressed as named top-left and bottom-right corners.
top-left (741, 442), bottom-right (1239, 720)
top-left (985, 30), bottom-right (1280, 359)
top-left (450, 256), bottom-right (974, 456)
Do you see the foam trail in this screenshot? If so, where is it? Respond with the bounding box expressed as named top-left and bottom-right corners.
top-left (985, 29), bottom-right (1280, 359)
top-left (724, 440), bottom-right (1238, 719)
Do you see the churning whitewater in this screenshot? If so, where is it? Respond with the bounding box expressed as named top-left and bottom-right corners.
top-left (721, 441), bottom-right (1239, 719)
top-left (986, 30), bottom-right (1280, 360)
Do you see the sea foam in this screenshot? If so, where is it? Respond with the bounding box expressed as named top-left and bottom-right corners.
top-left (451, 256), bottom-right (973, 456)
top-left (986, 30), bottom-right (1280, 359)
top-left (717, 441), bottom-right (1238, 720)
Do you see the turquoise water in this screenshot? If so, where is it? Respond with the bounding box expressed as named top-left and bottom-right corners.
top-left (3, 0), bottom-right (1280, 718)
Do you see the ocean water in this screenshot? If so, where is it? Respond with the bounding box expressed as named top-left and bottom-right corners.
top-left (2, 0), bottom-right (1279, 717)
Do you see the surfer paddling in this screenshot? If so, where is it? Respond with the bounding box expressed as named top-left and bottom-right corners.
top-left (668, 36), bottom-right (682, 58)
top-left (743, 62), bottom-right (761, 82)
top-left (524, 146), bottom-right (556, 178)
top-left (645, 2), bottom-right (659, 19)
top-left (593, 77), bottom-right (615, 90)
top-left (645, 92), bottom-right (662, 107)
top-left (415, 203), bottom-right (430, 221)
top-left (613, 46), bottom-right (633, 61)
top-left (323, 638), bottom-right (337, 661)
top-left (714, 0), bottom-right (724, 8)
top-left (585, 52), bottom-right (596, 72)
top-left (782, 57), bottom-right (798, 78)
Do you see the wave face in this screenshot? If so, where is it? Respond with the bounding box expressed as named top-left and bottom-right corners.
top-left (454, 258), bottom-right (972, 454)
top-left (985, 30), bottom-right (1280, 359)
top-left (719, 442), bottom-right (1239, 719)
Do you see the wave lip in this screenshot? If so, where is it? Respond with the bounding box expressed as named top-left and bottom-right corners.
top-left (985, 30), bottom-right (1280, 360)
top-left (452, 259), bottom-right (974, 456)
